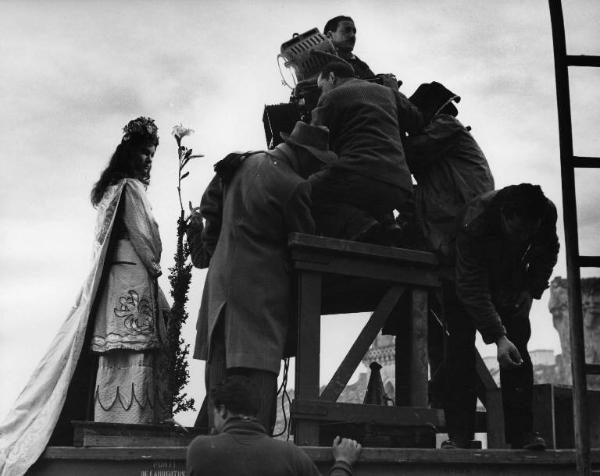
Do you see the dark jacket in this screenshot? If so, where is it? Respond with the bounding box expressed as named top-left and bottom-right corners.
top-left (193, 149), bottom-right (315, 373)
top-left (311, 78), bottom-right (423, 191)
top-left (186, 417), bottom-right (352, 476)
top-left (455, 190), bottom-right (559, 344)
top-left (406, 114), bottom-right (494, 270)
top-left (345, 53), bottom-right (374, 79)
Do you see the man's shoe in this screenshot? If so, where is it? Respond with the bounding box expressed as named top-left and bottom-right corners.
top-left (441, 438), bottom-right (470, 449)
top-left (511, 432), bottom-right (547, 451)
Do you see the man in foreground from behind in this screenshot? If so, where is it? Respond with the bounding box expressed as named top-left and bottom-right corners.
top-left (187, 376), bottom-right (362, 476)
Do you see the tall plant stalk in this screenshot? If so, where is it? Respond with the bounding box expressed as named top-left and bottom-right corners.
top-left (166, 124), bottom-right (202, 415)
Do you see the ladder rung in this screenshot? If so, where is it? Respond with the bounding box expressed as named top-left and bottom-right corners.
top-left (566, 55), bottom-right (600, 67)
top-left (578, 256), bottom-right (600, 268)
top-left (573, 156), bottom-right (600, 168)
top-left (585, 364), bottom-right (600, 375)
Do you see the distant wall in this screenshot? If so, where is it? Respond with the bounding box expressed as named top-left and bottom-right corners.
top-left (548, 276), bottom-right (600, 387)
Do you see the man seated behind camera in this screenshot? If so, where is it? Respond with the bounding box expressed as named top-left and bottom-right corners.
top-left (324, 15), bottom-right (398, 89)
top-left (309, 61), bottom-right (423, 244)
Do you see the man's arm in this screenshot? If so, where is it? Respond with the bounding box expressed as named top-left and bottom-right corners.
top-left (311, 92), bottom-right (333, 129)
top-left (394, 89), bottom-right (424, 135)
top-left (186, 175), bottom-right (223, 268)
top-left (455, 229), bottom-right (506, 344)
top-left (456, 229), bottom-right (525, 367)
top-left (405, 115), bottom-right (462, 171)
top-left (284, 181), bottom-right (316, 235)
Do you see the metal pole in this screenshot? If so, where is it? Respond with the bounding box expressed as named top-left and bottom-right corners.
top-left (548, 0), bottom-right (590, 473)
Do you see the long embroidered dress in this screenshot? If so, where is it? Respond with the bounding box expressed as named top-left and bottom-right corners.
top-left (91, 178), bottom-right (169, 423)
top-left (0, 178), bottom-right (169, 476)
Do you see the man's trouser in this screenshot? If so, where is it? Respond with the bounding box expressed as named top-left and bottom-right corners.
top-left (443, 285), bottom-right (534, 444)
top-left (197, 321), bottom-right (278, 435)
top-left (308, 167), bottom-right (412, 239)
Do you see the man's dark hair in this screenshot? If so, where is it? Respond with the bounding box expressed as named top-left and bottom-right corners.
top-left (324, 15), bottom-right (353, 35)
top-left (496, 183), bottom-right (549, 221)
top-left (210, 375), bottom-right (260, 417)
top-left (319, 61), bottom-right (355, 80)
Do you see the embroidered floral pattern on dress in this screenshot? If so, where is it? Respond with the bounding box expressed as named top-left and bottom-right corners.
top-left (114, 290), bottom-right (155, 335)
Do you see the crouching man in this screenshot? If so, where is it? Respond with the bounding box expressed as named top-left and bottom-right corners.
top-left (444, 183), bottom-right (559, 450)
top-left (187, 376), bottom-right (362, 476)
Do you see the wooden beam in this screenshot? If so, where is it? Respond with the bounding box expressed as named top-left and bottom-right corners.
top-left (294, 270), bottom-right (322, 445)
top-left (578, 256), bottom-right (600, 268)
top-left (409, 289), bottom-right (428, 407)
top-left (291, 400), bottom-right (443, 427)
top-left (293, 258), bottom-right (440, 287)
top-left (320, 286), bottom-right (406, 402)
top-left (289, 232), bottom-right (438, 266)
top-left (566, 55), bottom-right (600, 67)
top-left (572, 156), bottom-right (600, 168)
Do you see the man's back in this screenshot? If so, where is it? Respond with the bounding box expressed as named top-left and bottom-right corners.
top-left (187, 418), bottom-right (320, 476)
top-left (312, 78), bottom-right (422, 189)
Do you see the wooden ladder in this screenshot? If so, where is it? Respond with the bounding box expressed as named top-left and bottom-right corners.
top-left (548, 1), bottom-right (600, 474)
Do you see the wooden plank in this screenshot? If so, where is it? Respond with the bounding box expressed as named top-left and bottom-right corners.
top-left (586, 364), bottom-right (600, 375)
top-left (485, 389), bottom-right (507, 449)
top-left (40, 445), bottom-right (600, 465)
top-left (395, 320), bottom-right (411, 407)
top-left (294, 270), bottom-right (322, 445)
top-left (291, 400), bottom-right (443, 427)
top-left (34, 446), bottom-right (600, 476)
top-left (473, 350), bottom-right (506, 447)
top-left (409, 289), bottom-right (428, 407)
top-left (72, 421), bottom-right (198, 448)
top-left (320, 286), bottom-right (406, 402)
top-left (475, 351), bottom-right (498, 395)
top-left (294, 259), bottom-right (440, 288)
top-left (289, 232), bottom-right (438, 266)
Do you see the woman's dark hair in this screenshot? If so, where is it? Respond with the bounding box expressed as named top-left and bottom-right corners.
top-left (91, 117), bottom-right (159, 206)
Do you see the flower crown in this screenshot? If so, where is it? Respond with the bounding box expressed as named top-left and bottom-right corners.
top-left (122, 116), bottom-right (159, 144)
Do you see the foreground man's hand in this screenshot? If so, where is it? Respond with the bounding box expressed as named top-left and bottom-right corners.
top-left (332, 436), bottom-right (362, 465)
top-left (496, 335), bottom-right (522, 369)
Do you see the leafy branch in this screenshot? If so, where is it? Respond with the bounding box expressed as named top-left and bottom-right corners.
top-left (166, 124), bottom-right (203, 415)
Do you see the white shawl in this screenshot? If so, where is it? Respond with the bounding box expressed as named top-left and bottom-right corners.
top-left (0, 180), bottom-right (143, 476)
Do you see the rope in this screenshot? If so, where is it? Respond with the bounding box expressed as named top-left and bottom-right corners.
top-left (272, 358), bottom-right (292, 439)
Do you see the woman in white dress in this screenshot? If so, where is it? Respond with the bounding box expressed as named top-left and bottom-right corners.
top-left (0, 117), bottom-right (170, 476)
top-left (89, 116), bottom-right (169, 424)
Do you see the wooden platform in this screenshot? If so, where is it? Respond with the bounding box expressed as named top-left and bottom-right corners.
top-left (28, 446), bottom-right (600, 475)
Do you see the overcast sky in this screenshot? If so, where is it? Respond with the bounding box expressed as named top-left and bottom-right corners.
top-left (1, 0), bottom-right (598, 426)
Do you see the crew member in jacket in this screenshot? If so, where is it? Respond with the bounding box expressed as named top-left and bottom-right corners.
top-left (404, 82), bottom-right (495, 414)
top-left (310, 61), bottom-right (423, 243)
top-left (449, 184), bottom-right (559, 450)
top-left (186, 122), bottom-right (336, 434)
top-left (323, 15), bottom-right (374, 80)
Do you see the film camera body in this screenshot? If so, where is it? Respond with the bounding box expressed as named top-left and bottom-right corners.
top-left (263, 28), bottom-right (401, 149)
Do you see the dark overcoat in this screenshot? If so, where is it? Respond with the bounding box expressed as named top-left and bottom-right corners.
top-left (455, 190), bottom-right (559, 344)
top-left (193, 151), bottom-right (314, 373)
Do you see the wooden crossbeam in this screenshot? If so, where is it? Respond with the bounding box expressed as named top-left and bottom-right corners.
top-left (319, 286), bottom-right (406, 402)
top-left (291, 400), bottom-right (444, 427)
